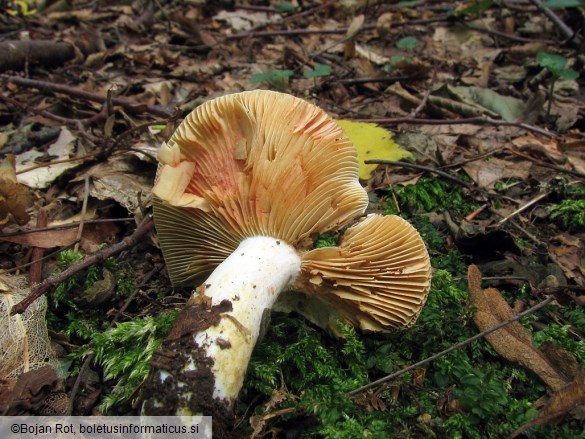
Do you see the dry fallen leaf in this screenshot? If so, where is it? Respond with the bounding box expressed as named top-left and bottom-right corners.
top-left (462, 157), bottom-right (531, 190)
top-left (335, 120), bottom-right (412, 180)
top-left (548, 234), bottom-right (585, 287)
top-left (468, 265), bottom-right (585, 436)
top-left (468, 264), bottom-right (567, 390)
top-left (0, 154), bottom-right (34, 229)
top-left (16, 127), bottom-right (84, 189)
top-left (0, 228), bottom-right (78, 248)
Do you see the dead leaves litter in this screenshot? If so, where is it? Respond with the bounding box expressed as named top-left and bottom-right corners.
top-left (467, 265), bottom-right (585, 435)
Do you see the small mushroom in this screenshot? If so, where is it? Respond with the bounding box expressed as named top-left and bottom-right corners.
top-left (143, 91), bottom-right (431, 422)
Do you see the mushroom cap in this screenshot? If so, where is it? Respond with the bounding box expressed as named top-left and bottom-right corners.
top-left (294, 214), bottom-right (432, 331)
top-left (153, 90), bottom-right (368, 285)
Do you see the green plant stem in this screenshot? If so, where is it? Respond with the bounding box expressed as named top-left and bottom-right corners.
top-left (347, 296), bottom-right (554, 397)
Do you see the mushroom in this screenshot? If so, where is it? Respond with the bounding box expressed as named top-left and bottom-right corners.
top-left (143, 91), bottom-right (431, 424)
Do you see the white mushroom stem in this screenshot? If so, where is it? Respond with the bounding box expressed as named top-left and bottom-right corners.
top-left (185, 236), bottom-right (301, 406)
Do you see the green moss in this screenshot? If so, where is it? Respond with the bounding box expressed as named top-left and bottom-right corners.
top-left (70, 312), bottom-right (177, 412)
top-left (410, 215), bottom-right (445, 251)
top-left (384, 177), bottom-right (480, 216)
top-left (313, 233), bottom-right (339, 248)
top-left (242, 267), bottom-right (584, 437)
top-left (47, 250), bottom-right (136, 341)
top-left (533, 322), bottom-right (585, 365)
top-left (549, 198), bottom-right (585, 232)
top-left (548, 182), bottom-right (585, 232)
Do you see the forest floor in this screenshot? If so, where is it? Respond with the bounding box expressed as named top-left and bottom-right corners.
top-left (1, 1), bottom-right (584, 438)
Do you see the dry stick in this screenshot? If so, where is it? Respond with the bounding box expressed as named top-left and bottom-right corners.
top-left (228, 16), bottom-right (448, 40)
top-left (0, 91), bottom-right (84, 127)
top-left (509, 218), bottom-right (545, 246)
top-left (465, 203), bottom-right (489, 221)
top-left (5, 244), bottom-right (77, 274)
top-left (10, 217), bottom-right (155, 315)
top-left (440, 147), bottom-right (506, 169)
top-left (28, 208), bottom-right (48, 286)
top-left (0, 75), bottom-right (173, 118)
top-left (337, 76), bottom-right (428, 85)
top-left (529, 0), bottom-right (584, 46)
top-left (228, 27), bottom-right (355, 39)
top-left (0, 218), bottom-right (135, 239)
top-left (408, 86), bottom-right (433, 119)
top-left (364, 160), bottom-right (474, 189)
top-left (352, 115), bottom-right (557, 139)
top-left (347, 296), bottom-right (555, 397)
top-left (0, 40), bottom-right (76, 72)
top-left (281, 0), bottom-right (337, 22)
top-left (73, 176), bottom-right (90, 253)
top-left (461, 19), bottom-right (555, 44)
top-left (15, 154), bottom-right (96, 175)
top-left (495, 191), bottom-right (551, 227)
top-left (508, 149), bottom-right (585, 179)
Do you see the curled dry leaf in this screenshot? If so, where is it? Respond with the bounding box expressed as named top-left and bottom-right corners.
top-left (467, 265), bottom-right (585, 435)
top-left (0, 154), bottom-right (34, 230)
top-left (548, 234), bottom-right (585, 287)
top-left (462, 157), bottom-right (531, 190)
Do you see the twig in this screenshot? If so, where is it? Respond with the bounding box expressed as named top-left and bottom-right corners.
top-left (1, 75), bottom-right (173, 118)
top-left (4, 244), bottom-right (76, 274)
top-left (465, 203), bottom-right (489, 221)
top-left (529, 0), bottom-right (583, 46)
top-left (461, 19), bottom-right (555, 44)
top-left (0, 91), bottom-right (88, 128)
top-left (282, 0), bottom-right (337, 22)
top-left (336, 76), bottom-right (428, 85)
top-left (0, 40), bottom-right (76, 72)
top-left (495, 191), bottom-right (551, 227)
top-left (440, 147), bottom-right (505, 169)
top-left (408, 84), bottom-right (433, 119)
top-left (73, 176), bottom-right (90, 253)
top-left (28, 208), bottom-right (48, 286)
top-left (347, 296), bottom-right (554, 397)
top-left (508, 149), bottom-right (585, 179)
top-left (15, 154), bottom-right (96, 175)
top-left (10, 217), bottom-right (155, 315)
top-left (227, 16), bottom-right (448, 40)
top-left (364, 160), bottom-right (474, 189)
top-left (0, 218), bottom-right (135, 239)
top-left (227, 27), bottom-right (356, 39)
top-left (351, 115), bottom-right (558, 139)
top-left (67, 356), bottom-right (92, 416)
top-left (509, 218), bottom-right (546, 246)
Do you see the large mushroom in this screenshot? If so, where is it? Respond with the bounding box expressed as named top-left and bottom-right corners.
top-left (143, 91), bottom-right (431, 426)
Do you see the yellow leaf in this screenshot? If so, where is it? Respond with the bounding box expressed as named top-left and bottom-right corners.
top-left (335, 120), bottom-right (412, 180)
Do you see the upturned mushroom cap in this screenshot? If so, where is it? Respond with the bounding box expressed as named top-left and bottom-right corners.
top-left (294, 214), bottom-right (432, 331)
top-left (153, 90), bottom-right (369, 285)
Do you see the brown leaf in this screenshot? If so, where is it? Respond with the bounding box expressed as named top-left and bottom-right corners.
top-left (0, 154), bottom-right (34, 229)
top-left (0, 228), bottom-right (78, 248)
top-left (468, 265), bottom-right (567, 390)
top-left (509, 343), bottom-right (585, 438)
top-left (462, 157), bottom-right (531, 189)
top-left (548, 234), bottom-right (585, 287)
top-left (75, 268), bottom-right (116, 306)
top-left (512, 134), bottom-right (565, 163)
top-left (468, 265), bottom-right (585, 436)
